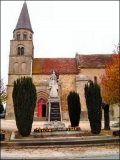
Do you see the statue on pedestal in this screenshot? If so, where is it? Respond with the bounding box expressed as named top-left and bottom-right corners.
top-left (49, 70), bottom-right (58, 97)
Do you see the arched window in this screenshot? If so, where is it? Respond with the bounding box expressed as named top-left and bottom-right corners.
top-left (17, 46), bottom-right (24, 55)
top-left (29, 34), bottom-right (32, 40)
top-left (21, 47), bottom-right (24, 55)
top-left (21, 62), bottom-right (26, 73)
top-left (18, 47), bottom-right (21, 55)
top-left (17, 33), bottom-right (20, 40)
top-left (23, 33), bottom-right (27, 40)
top-left (13, 62), bottom-right (19, 73)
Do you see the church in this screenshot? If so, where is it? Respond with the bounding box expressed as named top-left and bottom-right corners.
top-left (6, 2), bottom-right (118, 121)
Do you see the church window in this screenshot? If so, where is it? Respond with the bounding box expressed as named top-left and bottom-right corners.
top-left (21, 47), bottom-right (24, 55)
top-left (18, 47), bottom-right (21, 55)
top-left (17, 33), bottom-right (20, 40)
top-left (23, 33), bottom-right (27, 40)
top-left (17, 46), bottom-right (24, 55)
top-left (29, 34), bottom-right (32, 39)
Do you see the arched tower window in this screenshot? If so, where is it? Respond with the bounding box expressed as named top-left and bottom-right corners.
top-left (13, 62), bottom-right (19, 73)
top-left (23, 32), bottom-right (27, 40)
top-left (21, 47), bottom-right (24, 55)
top-left (17, 46), bottom-right (24, 55)
top-left (17, 33), bottom-right (20, 40)
top-left (29, 34), bottom-right (32, 40)
top-left (18, 47), bottom-right (21, 55)
top-left (21, 62), bottom-right (26, 73)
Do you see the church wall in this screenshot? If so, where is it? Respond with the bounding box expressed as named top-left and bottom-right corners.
top-left (6, 68), bottom-right (117, 121)
top-left (59, 74), bottom-right (76, 111)
top-left (80, 68), bottom-right (105, 83)
top-left (6, 74), bottom-right (32, 119)
top-left (8, 75), bottom-right (21, 85)
top-left (32, 75), bottom-right (49, 85)
top-left (9, 57), bottom-right (32, 74)
top-left (76, 68), bottom-right (105, 109)
top-left (32, 74), bottom-right (76, 112)
top-left (13, 29), bottom-right (33, 41)
top-left (76, 68), bottom-right (116, 121)
top-left (32, 74), bottom-right (76, 121)
top-left (76, 74), bottom-right (89, 111)
top-left (6, 74), bottom-right (21, 119)
top-left (10, 40), bottom-right (33, 56)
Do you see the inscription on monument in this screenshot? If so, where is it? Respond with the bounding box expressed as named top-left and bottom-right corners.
top-left (50, 102), bottom-right (61, 121)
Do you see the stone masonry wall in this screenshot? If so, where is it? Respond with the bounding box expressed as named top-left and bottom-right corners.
top-left (59, 74), bottom-right (76, 111)
top-left (32, 74), bottom-right (76, 112)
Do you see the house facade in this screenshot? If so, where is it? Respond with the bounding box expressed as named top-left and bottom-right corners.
top-left (6, 2), bottom-right (118, 121)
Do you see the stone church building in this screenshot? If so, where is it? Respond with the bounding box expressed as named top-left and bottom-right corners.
top-left (6, 2), bottom-right (118, 121)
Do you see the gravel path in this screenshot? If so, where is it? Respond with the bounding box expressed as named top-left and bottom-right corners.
top-left (1, 119), bottom-right (119, 159)
top-left (1, 145), bottom-right (119, 159)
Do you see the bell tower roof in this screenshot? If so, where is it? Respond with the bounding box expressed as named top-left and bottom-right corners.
top-left (13, 1), bottom-right (33, 33)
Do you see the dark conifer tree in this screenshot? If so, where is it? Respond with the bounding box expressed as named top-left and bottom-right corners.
top-left (12, 77), bottom-right (37, 136)
top-left (84, 80), bottom-right (102, 134)
top-left (67, 91), bottom-right (81, 127)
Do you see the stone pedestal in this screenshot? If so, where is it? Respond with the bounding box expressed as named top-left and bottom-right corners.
top-left (47, 97), bottom-right (62, 121)
top-left (43, 121), bottom-right (66, 129)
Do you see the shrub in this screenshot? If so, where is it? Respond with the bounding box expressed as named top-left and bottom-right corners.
top-left (0, 104), bottom-right (4, 114)
top-left (84, 80), bottom-right (102, 134)
top-left (67, 91), bottom-right (81, 127)
top-left (12, 77), bottom-right (37, 136)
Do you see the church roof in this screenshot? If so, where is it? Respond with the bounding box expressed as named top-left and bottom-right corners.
top-left (32, 58), bottom-right (79, 74)
top-left (79, 54), bottom-right (115, 68)
top-left (13, 2), bottom-right (33, 33)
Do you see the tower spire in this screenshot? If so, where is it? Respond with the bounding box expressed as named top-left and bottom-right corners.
top-left (13, 1), bottom-right (33, 33)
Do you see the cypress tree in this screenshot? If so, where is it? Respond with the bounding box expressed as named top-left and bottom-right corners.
top-left (12, 76), bottom-right (37, 136)
top-left (84, 80), bottom-right (102, 134)
top-left (0, 104), bottom-right (4, 114)
top-left (67, 91), bottom-right (81, 127)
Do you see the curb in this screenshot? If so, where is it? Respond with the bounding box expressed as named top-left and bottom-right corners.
top-left (1, 137), bottom-right (119, 148)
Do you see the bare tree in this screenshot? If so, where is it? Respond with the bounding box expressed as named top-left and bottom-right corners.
top-left (0, 78), bottom-right (7, 105)
top-left (113, 43), bottom-right (120, 54)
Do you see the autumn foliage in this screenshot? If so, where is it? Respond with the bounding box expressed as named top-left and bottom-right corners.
top-left (100, 51), bottom-right (120, 105)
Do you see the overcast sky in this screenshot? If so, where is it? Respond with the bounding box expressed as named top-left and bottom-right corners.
top-left (1, 1), bottom-right (119, 85)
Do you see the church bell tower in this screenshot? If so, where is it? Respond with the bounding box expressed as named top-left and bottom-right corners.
top-left (9, 1), bottom-right (34, 78)
top-left (6, 1), bottom-right (34, 119)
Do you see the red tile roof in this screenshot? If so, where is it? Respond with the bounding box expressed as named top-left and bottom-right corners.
top-left (79, 54), bottom-right (115, 68)
top-left (32, 58), bottom-right (78, 74)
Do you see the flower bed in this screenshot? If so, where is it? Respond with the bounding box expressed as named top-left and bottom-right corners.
top-left (34, 126), bottom-right (81, 132)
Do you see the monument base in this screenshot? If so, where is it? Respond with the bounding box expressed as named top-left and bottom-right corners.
top-left (43, 121), bottom-right (65, 129)
top-left (47, 97), bottom-right (62, 121)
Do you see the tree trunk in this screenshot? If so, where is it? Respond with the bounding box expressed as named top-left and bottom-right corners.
top-left (103, 104), bottom-right (110, 130)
